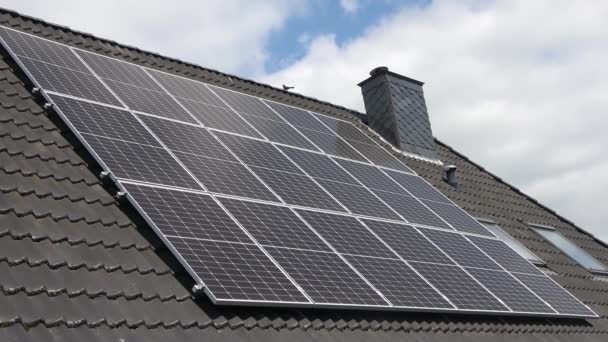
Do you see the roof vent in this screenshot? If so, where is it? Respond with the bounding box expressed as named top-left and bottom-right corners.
top-left (358, 67), bottom-right (437, 159)
top-left (443, 164), bottom-right (458, 189)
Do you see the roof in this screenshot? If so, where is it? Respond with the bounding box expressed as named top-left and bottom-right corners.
top-left (1, 7), bottom-right (608, 341)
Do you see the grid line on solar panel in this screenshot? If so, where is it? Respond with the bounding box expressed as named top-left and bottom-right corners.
top-left (266, 246), bottom-right (388, 306)
top-left (465, 268), bottom-right (554, 313)
top-left (137, 115), bottom-right (236, 161)
top-left (18, 57), bottom-right (122, 106)
top-left (82, 134), bottom-right (201, 189)
top-left (334, 159), bottom-right (406, 193)
top-left (0, 27), bottom-right (89, 72)
top-left (264, 100), bottom-right (333, 133)
top-left (278, 146), bottom-right (358, 184)
top-left (513, 273), bottom-right (595, 316)
top-left (422, 200), bottom-right (492, 236)
top-left (344, 254), bottom-right (454, 309)
top-left (251, 167), bottom-right (345, 212)
top-left (214, 132), bottom-right (302, 173)
top-left (468, 236), bottom-right (543, 275)
top-left (420, 228), bottom-right (502, 270)
top-left (147, 70), bottom-right (228, 107)
top-left (316, 179), bottom-right (402, 221)
top-left (297, 128), bottom-right (368, 162)
top-left (374, 190), bottom-right (451, 229)
top-left (361, 219), bottom-right (454, 265)
top-left (410, 262), bottom-right (509, 311)
top-left (345, 139), bottom-right (413, 172)
top-left (76, 50), bottom-right (163, 91)
top-left (240, 114), bottom-right (319, 150)
top-left (295, 210), bottom-right (399, 259)
top-left (219, 198), bottom-right (331, 252)
top-left (174, 152), bottom-right (279, 202)
top-left (211, 87), bottom-right (283, 121)
top-left (102, 79), bottom-right (196, 123)
top-left (177, 99), bottom-right (263, 138)
top-left (166, 237), bottom-right (309, 303)
top-left (49, 94), bottom-right (160, 147)
top-left (123, 183), bottom-right (251, 243)
top-left (384, 170), bottom-right (451, 203)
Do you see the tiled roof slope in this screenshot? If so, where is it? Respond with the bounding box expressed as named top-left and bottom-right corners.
top-left (0, 8), bottom-right (607, 342)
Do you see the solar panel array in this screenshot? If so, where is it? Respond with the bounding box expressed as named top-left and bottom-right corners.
top-left (0, 26), bottom-right (597, 318)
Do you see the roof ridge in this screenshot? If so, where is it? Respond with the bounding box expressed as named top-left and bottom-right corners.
top-left (0, 7), bottom-right (366, 120)
top-left (434, 139), bottom-right (608, 249)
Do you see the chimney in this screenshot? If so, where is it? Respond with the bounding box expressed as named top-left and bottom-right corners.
top-left (358, 67), bottom-right (437, 159)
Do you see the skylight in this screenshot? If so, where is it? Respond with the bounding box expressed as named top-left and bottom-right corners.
top-left (531, 223), bottom-right (608, 275)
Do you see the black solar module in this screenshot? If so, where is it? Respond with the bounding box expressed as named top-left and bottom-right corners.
top-left (420, 228), bottom-right (502, 270)
top-left (2, 25), bottom-right (597, 317)
top-left (465, 268), bottom-right (554, 313)
top-left (410, 262), bottom-right (508, 311)
top-left (514, 273), bottom-right (596, 316)
top-left (265, 246), bottom-right (388, 306)
top-left (167, 237), bottom-right (309, 303)
top-left (468, 236), bottom-right (543, 275)
top-left (295, 210), bottom-right (398, 259)
top-left (361, 220), bottom-right (454, 265)
top-left (344, 254), bottom-right (454, 308)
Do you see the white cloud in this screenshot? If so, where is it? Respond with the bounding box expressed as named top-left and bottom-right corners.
top-left (340, 0), bottom-right (359, 13)
top-left (2, 0), bottom-right (306, 75)
top-left (262, 0), bottom-right (608, 242)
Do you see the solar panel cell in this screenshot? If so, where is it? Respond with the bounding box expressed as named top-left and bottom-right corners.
top-left (346, 139), bottom-right (413, 172)
top-left (297, 128), bottom-right (368, 162)
top-left (514, 273), bottom-right (596, 316)
top-left (410, 262), bottom-right (508, 311)
top-left (385, 170), bottom-right (451, 203)
top-left (168, 237), bottom-right (309, 303)
top-left (252, 168), bottom-right (344, 211)
top-left (279, 147), bottom-right (356, 183)
top-left (466, 268), bottom-right (554, 313)
top-left (266, 247), bottom-right (388, 306)
top-left (19, 58), bottom-right (121, 105)
top-left (317, 179), bottom-right (402, 220)
top-left (265, 101), bottom-right (331, 132)
top-left (177, 99), bottom-right (262, 138)
top-left (335, 159), bottom-right (403, 193)
top-left (138, 115), bottom-right (236, 161)
top-left (219, 199), bottom-right (331, 252)
top-left (175, 152), bottom-right (279, 201)
top-left (422, 200), bottom-right (492, 236)
top-left (296, 210), bottom-right (397, 259)
top-left (50, 94), bottom-right (160, 147)
top-left (361, 220), bottom-right (454, 264)
top-left (124, 183), bottom-right (250, 243)
top-left (212, 87), bottom-right (281, 120)
top-left (82, 134), bottom-right (200, 189)
top-left (420, 228), bottom-right (502, 270)
top-left (345, 255), bottom-right (454, 308)
top-left (375, 191), bottom-right (451, 229)
top-left (148, 70), bottom-right (227, 107)
top-left (468, 236), bottom-right (543, 275)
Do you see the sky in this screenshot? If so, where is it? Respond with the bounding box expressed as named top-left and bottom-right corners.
top-left (3, 0), bottom-right (607, 243)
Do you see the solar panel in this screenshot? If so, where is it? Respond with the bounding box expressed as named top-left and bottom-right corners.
top-left (420, 228), bottom-right (502, 270)
top-left (468, 236), bottom-right (543, 275)
top-left (410, 262), bottom-right (508, 311)
top-left (361, 220), bottom-right (454, 265)
top-left (167, 237), bottom-right (309, 303)
top-left (251, 167), bottom-right (344, 211)
top-left (315, 179), bottom-right (402, 220)
top-left (265, 246), bottom-right (388, 306)
top-left (465, 268), bottom-right (554, 313)
top-left (218, 198), bottom-right (331, 252)
top-left (422, 200), bottom-right (492, 236)
top-left (174, 152), bottom-right (279, 201)
top-left (1, 26), bottom-right (597, 318)
top-left (344, 255), bottom-right (454, 309)
top-left (295, 210), bottom-right (398, 259)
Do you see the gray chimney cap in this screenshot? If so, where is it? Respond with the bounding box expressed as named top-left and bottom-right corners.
top-left (358, 67), bottom-right (424, 87)
top-left (370, 66), bottom-right (389, 76)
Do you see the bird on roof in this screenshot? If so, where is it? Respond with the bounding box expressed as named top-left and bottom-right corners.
top-left (282, 84), bottom-right (295, 91)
